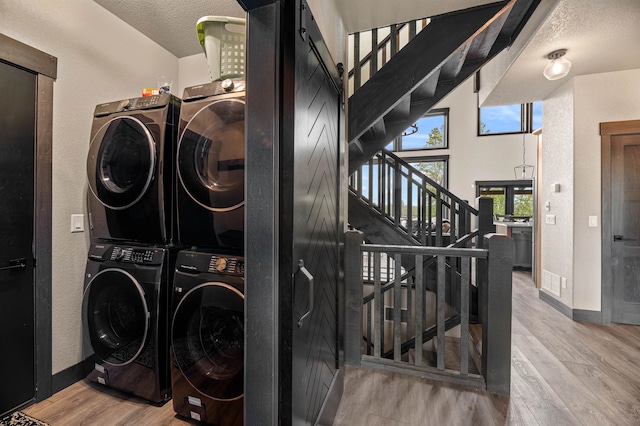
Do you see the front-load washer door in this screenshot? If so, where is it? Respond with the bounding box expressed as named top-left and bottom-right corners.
top-left (177, 99), bottom-right (244, 212)
top-left (87, 116), bottom-right (156, 210)
top-left (172, 283), bottom-right (244, 401)
top-left (82, 268), bottom-right (150, 366)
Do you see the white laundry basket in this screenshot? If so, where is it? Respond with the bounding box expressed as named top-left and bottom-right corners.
top-left (196, 16), bottom-right (246, 81)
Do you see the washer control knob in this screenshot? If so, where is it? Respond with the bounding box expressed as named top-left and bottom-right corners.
top-left (221, 79), bottom-right (235, 92)
top-left (215, 257), bottom-right (228, 272)
top-left (118, 99), bottom-right (132, 111)
top-left (112, 247), bottom-right (124, 260)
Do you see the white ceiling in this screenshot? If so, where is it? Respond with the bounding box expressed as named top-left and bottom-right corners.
top-left (94, 0), bottom-right (640, 104)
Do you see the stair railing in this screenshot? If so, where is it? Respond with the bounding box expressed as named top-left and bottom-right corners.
top-left (348, 18), bottom-right (430, 95)
top-left (349, 149), bottom-right (478, 248)
top-left (344, 230), bottom-right (514, 395)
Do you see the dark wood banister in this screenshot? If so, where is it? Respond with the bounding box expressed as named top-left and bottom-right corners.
top-left (350, 148), bottom-right (479, 248)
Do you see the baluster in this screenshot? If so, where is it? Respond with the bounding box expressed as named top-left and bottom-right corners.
top-left (408, 20), bottom-right (416, 41)
top-left (436, 254), bottom-right (446, 370)
top-left (380, 154), bottom-right (386, 216)
top-left (450, 200), bottom-right (457, 242)
top-left (407, 170), bottom-right (413, 237)
top-left (414, 254), bottom-right (424, 366)
top-left (436, 188), bottom-right (443, 246)
top-left (353, 32), bottom-right (361, 91)
top-left (390, 24), bottom-right (398, 58)
top-left (374, 251), bottom-right (382, 360)
top-left (366, 302), bottom-right (372, 355)
top-left (406, 274), bottom-right (413, 350)
top-left (370, 28), bottom-right (378, 78)
top-left (393, 253), bottom-right (402, 362)
top-left (460, 256), bottom-right (470, 376)
top-left (394, 162), bottom-right (402, 226)
top-left (367, 157), bottom-right (373, 206)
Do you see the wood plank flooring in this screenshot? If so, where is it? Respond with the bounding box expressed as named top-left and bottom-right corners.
top-left (22, 271), bottom-right (640, 425)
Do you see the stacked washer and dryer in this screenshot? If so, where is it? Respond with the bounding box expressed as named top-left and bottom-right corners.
top-left (82, 93), bottom-right (181, 404)
top-left (82, 16), bottom-right (247, 425)
top-left (170, 77), bottom-right (246, 425)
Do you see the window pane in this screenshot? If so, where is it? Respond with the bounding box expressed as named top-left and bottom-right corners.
top-left (410, 160), bottom-right (445, 185)
top-left (532, 101), bottom-right (542, 131)
top-left (513, 186), bottom-right (533, 216)
top-left (479, 187), bottom-right (506, 215)
top-left (400, 113), bottom-right (446, 150)
top-left (479, 104), bottom-right (523, 134)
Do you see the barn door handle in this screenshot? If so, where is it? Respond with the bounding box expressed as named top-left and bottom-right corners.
top-left (614, 235), bottom-right (635, 242)
top-left (0, 258), bottom-right (26, 271)
top-left (295, 259), bottom-right (314, 328)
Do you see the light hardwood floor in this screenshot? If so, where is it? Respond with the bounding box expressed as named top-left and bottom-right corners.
top-left (23, 271), bottom-right (640, 425)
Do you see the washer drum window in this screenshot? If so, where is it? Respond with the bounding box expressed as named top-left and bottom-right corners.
top-left (87, 116), bottom-right (156, 210)
top-left (172, 283), bottom-right (244, 401)
top-left (177, 99), bottom-right (245, 212)
top-left (82, 268), bottom-right (149, 366)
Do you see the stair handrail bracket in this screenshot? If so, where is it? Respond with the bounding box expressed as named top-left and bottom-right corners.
top-left (344, 231), bottom-right (514, 395)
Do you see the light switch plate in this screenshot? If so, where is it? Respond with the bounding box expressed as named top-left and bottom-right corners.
top-left (589, 216), bottom-right (598, 227)
top-left (545, 214), bottom-right (556, 225)
top-left (71, 214), bottom-right (84, 233)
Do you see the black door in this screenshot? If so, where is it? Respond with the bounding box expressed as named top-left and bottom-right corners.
top-left (0, 59), bottom-right (36, 414)
top-left (290, 9), bottom-right (342, 424)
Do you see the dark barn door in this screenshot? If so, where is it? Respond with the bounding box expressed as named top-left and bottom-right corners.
top-left (0, 59), bottom-right (36, 415)
top-left (289, 2), bottom-right (342, 424)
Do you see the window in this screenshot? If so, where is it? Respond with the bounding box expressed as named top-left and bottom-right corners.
top-left (476, 180), bottom-right (533, 217)
top-left (408, 156), bottom-right (448, 190)
top-left (386, 108), bottom-right (448, 151)
top-left (478, 102), bottom-right (542, 136)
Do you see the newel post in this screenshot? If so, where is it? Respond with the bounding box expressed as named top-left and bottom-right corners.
top-left (482, 233), bottom-right (513, 395)
top-left (476, 196), bottom-right (495, 247)
top-left (344, 230), bottom-right (364, 366)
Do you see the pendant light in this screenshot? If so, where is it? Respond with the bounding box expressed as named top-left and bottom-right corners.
top-left (514, 133), bottom-right (535, 179)
top-left (543, 49), bottom-right (571, 81)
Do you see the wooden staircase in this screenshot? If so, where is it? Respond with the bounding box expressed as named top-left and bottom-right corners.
top-left (345, 1), bottom-right (537, 383)
top-left (347, 0), bottom-right (540, 175)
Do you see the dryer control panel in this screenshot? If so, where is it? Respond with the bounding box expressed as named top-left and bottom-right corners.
top-left (94, 93), bottom-right (177, 116)
top-left (176, 250), bottom-right (244, 276)
top-left (87, 243), bottom-right (164, 265)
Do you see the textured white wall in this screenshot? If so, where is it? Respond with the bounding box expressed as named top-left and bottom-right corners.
top-left (178, 53), bottom-right (211, 93)
top-left (540, 81), bottom-right (575, 307)
top-left (572, 69), bottom-right (640, 311)
top-left (0, 0), bottom-right (179, 375)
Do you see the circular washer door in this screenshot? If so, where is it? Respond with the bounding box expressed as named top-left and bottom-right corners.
top-left (177, 99), bottom-right (245, 212)
top-left (87, 116), bottom-right (156, 210)
top-left (172, 283), bottom-right (244, 401)
top-left (82, 268), bottom-right (149, 366)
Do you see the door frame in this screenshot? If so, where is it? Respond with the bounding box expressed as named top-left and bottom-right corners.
top-left (0, 34), bottom-right (55, 401)
top-left (601, 119), bottom-right (640, 324)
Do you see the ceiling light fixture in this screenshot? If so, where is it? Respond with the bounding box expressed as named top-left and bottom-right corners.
top-left (543, 49), bottom-right (571, 81)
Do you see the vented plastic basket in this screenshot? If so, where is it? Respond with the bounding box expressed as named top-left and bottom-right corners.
top-left (197, 16), bottom-right (246, 81)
